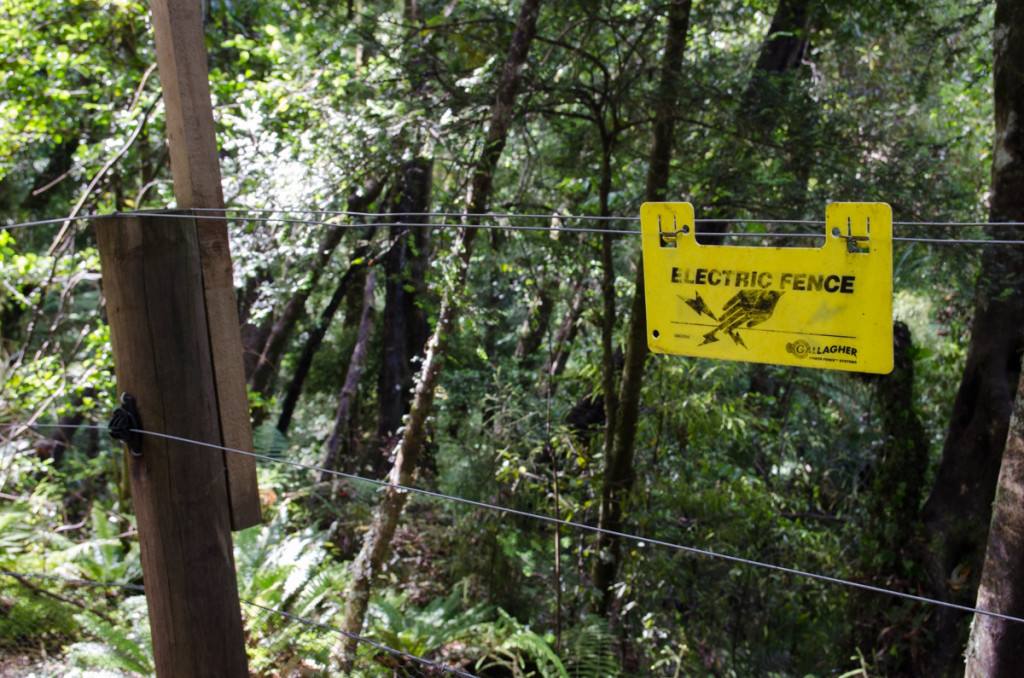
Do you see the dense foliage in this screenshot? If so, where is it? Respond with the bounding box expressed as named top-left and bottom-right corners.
top-left (0, 0), bottom-right (1004, 675)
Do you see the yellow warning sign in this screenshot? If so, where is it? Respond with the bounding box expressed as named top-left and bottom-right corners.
top-left (641, 202), bottom-right (893, 374)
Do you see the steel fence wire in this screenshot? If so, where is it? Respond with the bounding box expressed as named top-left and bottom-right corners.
top-left (7, 209), bottom-right (1024, 244)
top-left (7, 207), bottom-right (1024, 676)
top-left (3, 420), bottom-right (1024, 628)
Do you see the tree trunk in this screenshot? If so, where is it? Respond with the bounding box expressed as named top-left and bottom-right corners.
top-left (599, 143), bottom-right (619, 470)
top-left (377, 158), bottom-right (433, 453)
top-left (740, 0), bottom-right (814, 127)
top-left (954, 1), bottom-right (1024, 675)
top-left (855, 322), bottom-right (930, 673)
top-left (965, 357), bottom-right (1024, 676)
top-left (333, 0), bottom-right (541, 667)
top-left (514, 285), bottom-right (554, 364)
top-left (540, 278), bottom-right (587, 385)
top-left (591, 0), bottom-right (691, 615)
top-left (247, 225), bottom-right (347, 403)
top-left (698, 0), bottom-right (814, 242)
top-left (865, 322), bottom-right (930, 561)
top-left (238, 268), bottom-right (273, 379)
top-left (275, 227), bottom-right (377, 435)
top-left (273, 179), bottom-right (384, 434)
top-left (31, 387), bottom-right (97, 467)
top-left (247, 179), bottom-right (384, 417)
top-left (320, 270), bottom-right (377, 482)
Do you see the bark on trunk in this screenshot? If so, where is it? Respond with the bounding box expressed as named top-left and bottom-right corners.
top-left (599, 147), bottom-right (618, 469)
top-left (247, 226), bottom-right (348, 403)
top-left (866, 322), bottom-right (930, 559)
top-left (698, 0), bottom-right (814, 243)
top-left (591, 0), bottom-right (691, 614)
top-left (740, 0), bottom-right (813, 125)
top-left (514, 286), bottom-right (554, 364)
top-left (248, 179), bottom-right (383, 416)
top-left (320, 270), bottom-right (377, 482)
top-left (275, 227), bottom-right (377, 435)
top-left (922, 19), bottom-right (1024, 678)
top-left (31, 387), bottom-right (97, 467)
top-left (854, 322), bottom-right (930, 674)
top-left (955, 2), bottom-right (1024, 674)
top-left (965, 362), bottom-right (1024, 676)
top-left (239, 270), bottom-right (273, 379)
top-left (333, 0), bottom-right (541, 666)
top-left (377, 158), bottom-right (433, 450)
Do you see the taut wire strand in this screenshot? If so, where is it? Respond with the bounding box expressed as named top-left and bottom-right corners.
top-left (7, 210), bottom-right (1024, 244)
top-left (3, 421), bottom-right (1022, 624)
top-left (115, 425), bottom-right (1024, 627)
top-left (124, 210), bottom-right (637, 235)
top-left (104, 211), bottom-right (1024, 244)
top-left (2, 215), bottom-right (109, 230)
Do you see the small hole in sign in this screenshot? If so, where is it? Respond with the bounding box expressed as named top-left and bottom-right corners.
top-left (652, 330), bottom-right (660, 339)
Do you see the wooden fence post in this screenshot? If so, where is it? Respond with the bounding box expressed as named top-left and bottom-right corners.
top-left (96, 212), bottom-right (248, 677)
top-left (150, 0), bottom-right (262, 530)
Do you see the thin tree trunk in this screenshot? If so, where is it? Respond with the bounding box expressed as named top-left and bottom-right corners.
top-left (853, 322), bottom-right (930, 673)
top-left (275, 227), bottom-right (377, 435)
top-left (319, 270), bottom-right (377, 482)
top-left (739, 0), bottom-right (814, 125)
top-left (31, 387), bottom-right (97, 467)
top-left (247, 226), bottom-right (347, 402)
top-left (598, 141), bottom-right (619, 478)
top-left (238, 268), bottom-right (273, 378)
top-left (591, 0), bottom-right (691, 615)
top-left (865, 322), bottom-right (930, 559)
top-left (248, 180), bottom-right (384, 414)
top-left (953, 2), bottom-right (1024, 674)
top-left (333, 0), bottom-right (541, 667)
top-left (965, 357), bottom-right (1024, 676)
top-left (377, 158), bottom-right (433, 451)
top-left (540, 277), bottom-right (586, 384)
top-left (698, 0), bottom-right (814, 242)
top-left (514, 286), bottom-right (554, 363)
top-left (274, 179), bottom-right (384, 434)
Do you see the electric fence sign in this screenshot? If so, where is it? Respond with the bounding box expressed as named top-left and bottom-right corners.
top-left (640, 202), bottom-right (893, 374)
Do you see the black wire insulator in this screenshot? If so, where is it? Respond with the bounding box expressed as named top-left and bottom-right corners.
top-left (108, 393), bottom-right (143, 457)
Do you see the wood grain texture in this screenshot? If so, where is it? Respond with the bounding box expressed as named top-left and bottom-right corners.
top-left (150, 0), bottom-right (260, 529)
top-left (96, 214), bottom-right (248, 677)
top-left (196, 215), bottom-right (263, 530)
top-left (149, 0), bottom-right (223, 208)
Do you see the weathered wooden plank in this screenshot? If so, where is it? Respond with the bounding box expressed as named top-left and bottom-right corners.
top-left (149, 0), bottom-right (261, 529)
top-left (96, 213), bottom-right (248, 677)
